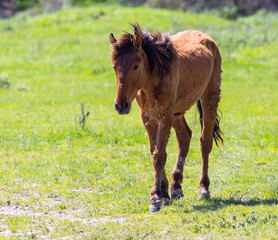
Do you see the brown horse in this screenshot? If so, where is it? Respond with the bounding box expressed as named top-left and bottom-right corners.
top-left (109, 23), bottom-right (223, 212)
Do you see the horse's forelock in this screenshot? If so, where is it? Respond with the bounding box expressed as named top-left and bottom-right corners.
top-left (112, 23), bottom-right (177, 78)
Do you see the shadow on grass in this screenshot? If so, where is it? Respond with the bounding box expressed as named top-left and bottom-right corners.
top-left (193, 197), bottom-right (278, 212)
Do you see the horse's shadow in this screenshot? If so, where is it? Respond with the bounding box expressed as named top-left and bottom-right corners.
top-left (193, 197), bottom-right (278, 212)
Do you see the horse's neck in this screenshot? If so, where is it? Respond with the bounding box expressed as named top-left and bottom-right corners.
top-left (141, 74), bottom-right (162, 100)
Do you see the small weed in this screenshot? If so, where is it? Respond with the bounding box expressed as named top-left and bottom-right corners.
top-left (0, 73), bottom-right (10, 89)
top-left (75, 102), bottom-right (90, 130)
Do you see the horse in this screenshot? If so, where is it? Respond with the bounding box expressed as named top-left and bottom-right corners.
top-left (109, 23), bottom-right (223, 212)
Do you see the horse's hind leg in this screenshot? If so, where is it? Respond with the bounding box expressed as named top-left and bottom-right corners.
top-left (170, 116), bottom-right (192, 199)
top-left (199, 87), bottom-right (221, 200)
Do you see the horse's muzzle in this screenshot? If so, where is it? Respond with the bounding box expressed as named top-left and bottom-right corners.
top-left (114, 100), bottom-right (131, 115)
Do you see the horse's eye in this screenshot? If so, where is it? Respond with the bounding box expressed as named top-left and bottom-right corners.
top-left (133, 65), bottom-right (139, 70)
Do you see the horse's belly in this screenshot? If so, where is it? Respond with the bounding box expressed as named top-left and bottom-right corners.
top-left (174, 84), bottom-right (208, 114)
top-left (171, 30), bottom-right (217, 114)
top-left (174, 57), bottom-right (213, 113)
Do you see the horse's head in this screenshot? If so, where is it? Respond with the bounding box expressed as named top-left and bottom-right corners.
top-left (110, 28), bottom-right (147, 115)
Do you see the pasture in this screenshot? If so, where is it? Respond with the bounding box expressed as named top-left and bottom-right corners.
top-left (0, 3), bottom-right (277, 239)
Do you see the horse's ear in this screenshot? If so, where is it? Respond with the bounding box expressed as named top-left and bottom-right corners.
top-left (109, 33), bottom-right (117, 45)
top-left (133, 32), bottom-right (142, 49)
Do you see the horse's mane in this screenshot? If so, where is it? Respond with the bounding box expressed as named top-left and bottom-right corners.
top-left (112, 23), bottom-right (177, 78)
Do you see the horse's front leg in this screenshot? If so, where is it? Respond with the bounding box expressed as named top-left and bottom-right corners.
top-left (142, 114), bottom-right (170, 207)
top-left (148, 113), bottom-right (172, 212)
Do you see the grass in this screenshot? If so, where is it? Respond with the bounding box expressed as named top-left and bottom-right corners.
top-left (0, 3), bottom-right (277, 239)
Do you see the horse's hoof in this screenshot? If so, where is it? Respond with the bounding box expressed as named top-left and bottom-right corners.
top-left (149, 204), bottom-right (161, 212)
top-left (170, 188), bottom-right (184, 200)
top-left (163, 197), bottom-right (170, 206)
top-left (149, 198), bottom-right (162, 213)
top-left (198, 189), bottom-right (211, 200)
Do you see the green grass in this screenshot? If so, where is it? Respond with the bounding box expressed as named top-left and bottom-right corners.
top-left (0, 3), bottom-right (277, 239)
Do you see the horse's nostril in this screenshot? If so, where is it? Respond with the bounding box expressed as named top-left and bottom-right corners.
top-left (114, 101), bottom-right (130, 114)
top-left (114, 103), bottom-right (120, 111)
top-left (122, 101), bottom-right (129, 110)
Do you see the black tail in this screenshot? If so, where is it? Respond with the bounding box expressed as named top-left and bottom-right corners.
top-left (197, 99), bottom-right (224, 147)
top-left (197, 100), bottom-right (203, 130)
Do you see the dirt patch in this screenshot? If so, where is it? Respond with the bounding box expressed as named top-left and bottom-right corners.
top-left (0, 200), bottom-right (128, 238)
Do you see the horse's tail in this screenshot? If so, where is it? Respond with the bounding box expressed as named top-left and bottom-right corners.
top-left (197, 99), bottom-right (224, 147)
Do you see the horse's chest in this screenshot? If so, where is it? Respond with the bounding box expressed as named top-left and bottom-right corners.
top-left (144, 100), bottom-right (165, 119)
top-left (136, 88), bottom-right (170, 121)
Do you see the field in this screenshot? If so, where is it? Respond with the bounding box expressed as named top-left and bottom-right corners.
top-left (0, 3), bottom-right (277, 239)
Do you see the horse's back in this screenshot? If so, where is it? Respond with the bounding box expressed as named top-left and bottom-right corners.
top-left (172, 29), bottom-right (217, 46)
top-left (170, 30), bottom-right (221, 114)
top-left (171, 30), bottom-right (218, 74)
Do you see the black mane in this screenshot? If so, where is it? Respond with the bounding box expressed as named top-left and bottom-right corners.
top-left (112, 23), bottom-right (177, 78)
